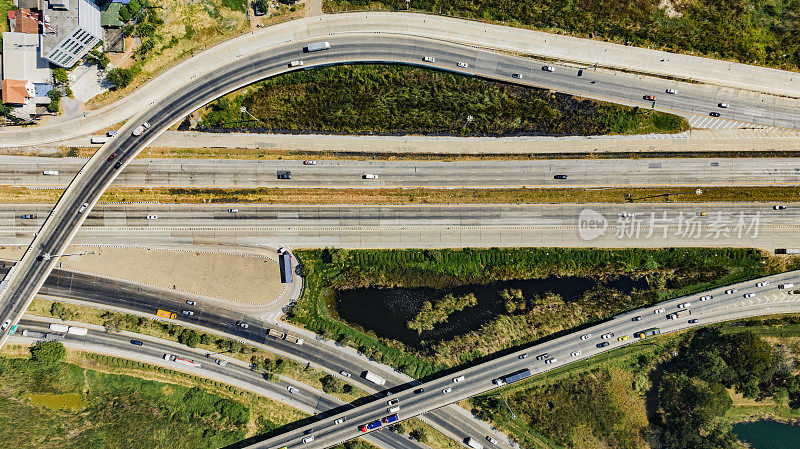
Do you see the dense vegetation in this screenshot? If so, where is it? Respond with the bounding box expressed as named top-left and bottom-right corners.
top-left (290, 247), bottom-right (793, 373)
top-left (199, 65), bottom-right (688, 136)
top-left (407, 293), bottom-right (478, 334)
top-left (324, 0), bottom-right (800, 71)
top-left (0, 342), bottom-right (254, 448)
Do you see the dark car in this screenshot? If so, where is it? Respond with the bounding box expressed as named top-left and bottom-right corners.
top-left (107, 152), bottom-right (118, 162)
top-left (21, 214), bottom-right (36, 219)
top-left (130, 340), bottom-right (143, 346)
top-left (277, 171), bottom-right (292, 180)
top-left (113, 161), bottom-right (122, 169)
top-left (709, 112), bottom-right (721, 117)
top-left (631, 316), bottom-right (642, 321)
top-left (413, 387), bottom-right (425, 394)
top-left (554, 175), bottom-right (568, 180)
top-left (596, 342), bottom-right (610, 348)
top-left (688, 319), bottom-right (698, 324)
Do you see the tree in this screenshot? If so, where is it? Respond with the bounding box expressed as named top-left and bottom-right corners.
top-left (179, 329), bottom-right (200, 347)
top-left (409, 428), bottom-right (428, 443)
top-left (320, 374), bottom-right (343, 394)
top-left (30, 341), bottom-right (66, 367)
top-left (50, 302), bottom-right (77, 321)
top-left (46, 89), bottom-right (62, 113)
top-left (52, 68), bottom-right (69, 84)
top-left (106, 68), bottom-right (136, 90)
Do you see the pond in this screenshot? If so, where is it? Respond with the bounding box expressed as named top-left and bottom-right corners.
top-left (335, 275), bottom-right (648, 347)
top-left (733, 420), bottom-right (800, 449)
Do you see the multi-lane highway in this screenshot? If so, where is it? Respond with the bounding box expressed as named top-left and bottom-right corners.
top-left (0, 203), bottom-right (793, 249)
top-left (9, 265), bottom-right (515, 448)
top-left (5, 156), bottom-right (800, 188)
top-left (252, 270), bottom-right (800, 448)
top-left (12, 319), bottom-right (425, 449)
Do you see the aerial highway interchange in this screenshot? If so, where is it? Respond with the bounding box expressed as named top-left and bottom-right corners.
top-left (0, 12), bottom-right (799, 449)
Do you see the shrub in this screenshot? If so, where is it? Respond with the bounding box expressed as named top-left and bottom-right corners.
top-left (30, 341), bottom-right (66, 367)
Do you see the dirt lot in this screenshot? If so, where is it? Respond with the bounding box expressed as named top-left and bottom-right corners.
top-left (0, 245), bottom-right (282, 305)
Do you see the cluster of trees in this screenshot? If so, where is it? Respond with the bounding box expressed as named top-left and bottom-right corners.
top-left (656, 328), bottom-right (789, 448)
top-left (50, 302), bottom-right (78, 321)
top-left (118, 0), bottom-right (142, 22)
top-left (320, 374), bottom-right (353, 394)
top-left (29, 341), bottom-right (66, 368)
top-left (251, 355), bottom-right (288, 380)
top-left (85, 49), bottom-right (110, 70)
top-left (407, 293), bottom-right (477, 334)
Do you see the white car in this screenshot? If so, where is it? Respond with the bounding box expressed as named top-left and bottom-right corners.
top-left (132, 122), bottom-right (150, 136)
top-left (725, 289), bottom-right (737, 294)
top-left (78, 203), bottom-right (89, 214)
top-left (287, 386), bottom-right (299, 395)
top-left (452, 375), bottom-right (465, 383)
top-left (718, 103), bottom-right (729, 108)
top-left (485, 436), bottom-right (498, 445)
top-left (457, 62), bottom-right (468, 68)
top-left (147, 215), bottom-right (158, 220)
top-left (544, 358), bottom-right (557, 364)
top-left (181, 310), bottom-right (194, 316)
top-left (228, 208), bottom-right (239, 213)
top-left (744, 293), bottom-right (755, 298)
top-left (422, 56), bottom-right (435, 63)
top-left (186, 300), bottom-right (197, 306)
top-left (665, 88), bottom-right (677, 94)
top-left (303, 160), bottom-right (317, 165)
top-left (756, 281), bottom-right (769, 287)
top-left (1, 320), bottom-right (10, 331)
top-left (620, 212), bottom-right (634, 218)
top-left (570, 351), bottom-right (581, 357)
top-left (388, 406), bottom-right (400, 413)
top-left (677, 302), bottom-right (691, 309)
top-left (541, 66), bottom-right (555, 72)
top-left (363, 174), bottom-right (378, 179)
top-left (442, 387), bottom-right (452, 394)
top-left (289, 60), bottom-right (303, 67)
top-left (601, 333), bottom-right (614, 339)
top-left (334, 417), bottom-right (346, 424)
top-left (302, 436), bottom-right (314, 444)
top-left (654, 308), bottom-right (665, 314)
top-left (699, 295), bottom-right (712, 301)
top-left (773, 205), bottom-right (787, 210)
top-left (215, 359), bottom-right (227, 366)
top-left (580, 334), bottom-right (591, 340)
top-left (339, 370), bottom-right (352, 378)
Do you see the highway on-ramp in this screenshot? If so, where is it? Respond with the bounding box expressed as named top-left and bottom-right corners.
top-left (5, 156), bottom-right (800, 188)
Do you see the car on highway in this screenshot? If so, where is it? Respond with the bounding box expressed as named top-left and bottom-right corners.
top-left (186, 300), bottom-right (196, 306)
top-left (601, 333), bottom-right (614, 339)
top-left (618, 335), bottom-right (629, 342)
top-left (387, 398), bottom-right (399, 406)
top-left (665, 88), bottom-right (677, 94)
top-left (228, 208), bottom-right (239, 213)
top-left (709, 112), bottom-right (721, 117)
top-left (302, 436), bottom-right (314, 444)
top-left (289, 60), bottom-right (303, 67)
top-left (78, 202), bottom-right (89, 213)
top-left (132, 122), bottom-right (150, 136)
top-left (699, 295), bottom-right (712, 301)
top-left (744, 293), bottom-right (755, 298)
top-left (414, 387), bottom-right (425, 394)
top-left (631, 316), bottom-right (642, 321)
top-left (181, 310), bottom-right (194, 316)
top-left (756, 281), bottom-right (770, 287)
top-left (725, 288), bottom-right (737, 294)
top-left (643, 95), bottom-right (657, 101)
top-left (287, 386), bottom-right (299, 394)
top-left (677, 302), bottom-right (691, 309)
top-left (485, 436), bottom-right (498, 445)
top-left (442, 387), bottom-right (452, 394)
top-left (718, 103), bottom-right (729, 108)
top-left (107, 130), bottom-right (118, 137)
top-left (688, 319), bottom-right (698, 324)
top-left (553, 175), bottom-right (567, 179)
top-left (542, 65), bottom-right (555, 72)
top-left (277, 171), bottom-right (292, 179)
top-left (597, 342), bottom-right (610, 348)
top-left (774, 205), bottom-right (787, 210)
top-left (580, 333), bottom-right (591, 340)
top-left (339, 370), bottom-right (352, 378)
top-left (334, 417), bottom-right (346, 424)
top-left (457, 62), bottom-right (468, 68)
top-left (571, 351), bottom-right (581, 357)
top-left (363, 174), bottom-right (378, 179)
top-left (21, 214), bottom-right (36, 219)
top-left (147, 215), bottom-right (158, 220)
top-left (1, 320), bottom-right (10, 331)
top-left (236, 321), bottom-right (249, 329)
top-left (511, 73), bottom-right (522, 79)
top-left (654, 308), bottom-right (665, 314)
top-left (544, 358), bottom-right (557, 364)
top-left (303, 160), bottom-right (317, 165)
top-left (453, 375), bottom-right (465, 383)
top-left (518, 353), bottom-right (528, 359)
top-left (620, 212), bottom-right (634, 218)
top-left (107, 152), bottom-right (119, 162)
top-left (215, 359), bottom-right (227, 366)
top-left (388, 406), bottom-right (400, 413)
top-left (113, 161), bottom-right (122, 169)
top-left (422, 56), bottom-right (435, 63)
top-left (535, 353), bottom-right (549, 360)
top-left (130, 339), bottom-right (143, 346)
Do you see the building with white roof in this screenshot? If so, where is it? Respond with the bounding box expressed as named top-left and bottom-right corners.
top-left (41, 0), bottom-right (102, 67)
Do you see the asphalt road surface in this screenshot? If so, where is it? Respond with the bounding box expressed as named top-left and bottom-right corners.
top-left (3, 33), bottom-right (800, 350)
top-left (0, 203), bottom-right (795, 250)
top-left (250, 270), bottom-right (800, 449)
top-left (5, 156), bottom-right (800, 188)
top-left (12, 319), bottom-right (425, 449)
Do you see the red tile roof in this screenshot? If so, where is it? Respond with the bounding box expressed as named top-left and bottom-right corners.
top-left (11, 9), bottom-right (39, 34)
top-left (2, 80), bottom-right (32, 105)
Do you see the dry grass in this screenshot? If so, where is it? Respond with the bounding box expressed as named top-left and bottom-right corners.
top-left (2, 185), bottom-right (800, 205)
top-left (404, 418), bottom-right (464, 449)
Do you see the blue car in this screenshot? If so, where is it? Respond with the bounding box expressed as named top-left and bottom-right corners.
top-left (130, 340), bottom-right (143, 346)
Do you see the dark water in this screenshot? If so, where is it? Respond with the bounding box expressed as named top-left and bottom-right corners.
top-left (733, 420), bottom-right (800, 449)
top-left (336, 275), bottom-right (647, 347)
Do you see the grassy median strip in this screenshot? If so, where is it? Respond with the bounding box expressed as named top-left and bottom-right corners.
top-left (3, 185), bottom-right (800, 204)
